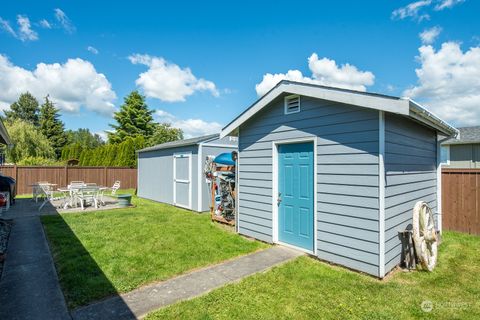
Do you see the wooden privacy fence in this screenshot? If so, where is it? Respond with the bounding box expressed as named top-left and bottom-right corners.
top-left (0, 166), bottom-right (137, 195)
top-left (442, 168), bottom-right (480, 235)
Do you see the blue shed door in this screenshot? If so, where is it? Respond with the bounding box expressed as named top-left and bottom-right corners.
top-left (278, 142), bottom-right (314, 251)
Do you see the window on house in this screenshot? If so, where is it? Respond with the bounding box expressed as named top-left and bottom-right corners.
top-left (440, 145), bottom-right (450, 165)
top-left (284, 95), bottom-right (300, 114)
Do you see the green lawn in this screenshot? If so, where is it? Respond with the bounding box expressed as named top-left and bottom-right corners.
top-left (41, 195), bottom-right (267, 308)
top-left (148, 231), bottom-right (480, 320)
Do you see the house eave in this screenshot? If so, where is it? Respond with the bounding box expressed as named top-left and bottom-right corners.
top-left (0, 118), bottom-right (12, 146)
top-left (221, 80), bottom-right (458, 139)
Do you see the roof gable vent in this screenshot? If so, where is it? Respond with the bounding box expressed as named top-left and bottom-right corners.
top-left (284, 95), bottom-right (300, 114)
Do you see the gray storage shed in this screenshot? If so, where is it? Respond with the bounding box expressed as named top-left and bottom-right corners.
top-left (137, 134), bottom-right (237, 212)
top-left (221, 80), bottom-right (457, 278)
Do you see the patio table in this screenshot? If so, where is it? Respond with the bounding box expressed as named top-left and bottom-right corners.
top-left (59, 185), bottom-right (109, 209)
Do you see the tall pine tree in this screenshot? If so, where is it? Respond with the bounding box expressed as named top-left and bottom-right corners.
top-left (108, 91), bottom-right (156, 144)
top-left (39, 96), bottom-right (67, 159)
top-left (4, 92), bottom-right (40, 126)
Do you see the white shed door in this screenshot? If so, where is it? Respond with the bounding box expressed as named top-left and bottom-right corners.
top-left (173, 153), bottom-right (192, 209)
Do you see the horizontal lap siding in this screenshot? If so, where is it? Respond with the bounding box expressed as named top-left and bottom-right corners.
top-left (238, 96), bottom-right (380, 276)
top-left (138, 146), bottom-right (198, 209)
top-left (384, 113), bottom-right (437, 273)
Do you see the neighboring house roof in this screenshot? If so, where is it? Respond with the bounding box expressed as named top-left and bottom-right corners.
top-left (442, 126), bottom-right (480, 145)
top-left (0, 118), bottom-right (12, 146)
top-left (220, 80), bottom-right (458, 138)
top-left (137, 134), bottom-right (219, 153)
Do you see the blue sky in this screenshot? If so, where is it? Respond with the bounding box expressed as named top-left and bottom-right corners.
top-left (1, 0), bottom-right (479, 138)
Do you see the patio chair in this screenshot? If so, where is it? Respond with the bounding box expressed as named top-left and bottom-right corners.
top-left (77, 187), bottom-right (99, 210)
top-left (38, 183), bottom-right (56, 211)
top-left (110, 181), bottom-right (121, 195)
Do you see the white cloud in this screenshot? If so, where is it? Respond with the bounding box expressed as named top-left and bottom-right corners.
top-left (391, 0), bottom-right (432, 21)
top-left (95, 131), bottom-right (108, 142)
top-left (419, 26), bottom-right (442, 44)
top-left (16, 15), bottom-right (38, 41)
top-left (54, 8), bottom-right (75, 33)
top-left (255, 53), bottom-right (374, 96)
top-left (0, 17), bottom-right (16, 38)
top-left (39, 19), bottom-right (51, 29)
top-left (87, 46), bottom-right (99, 54)
top-left (129, 54), bottom-right (219, 102)
top-left (434, 0), bottom-right (465, 10)
top-left (404, 42), bottom-right (480, 126)
top-left (0, 54), bottom-right (116, 115)
top-left (155, 110), bottom-right (222, 138)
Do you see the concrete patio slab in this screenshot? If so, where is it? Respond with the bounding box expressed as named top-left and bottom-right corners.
top-left (72, 246), bottom-right (303, 320)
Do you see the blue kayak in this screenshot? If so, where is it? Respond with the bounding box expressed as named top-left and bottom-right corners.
top-left (214, 152), bottom-right (235, 166)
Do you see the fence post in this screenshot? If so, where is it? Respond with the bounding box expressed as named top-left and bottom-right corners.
top-left (14, 164), bottom-right (18, 182)
top-left (64, 165), bottom-right (68, 187)
top-left (104, 166), bottom-right (108, 186)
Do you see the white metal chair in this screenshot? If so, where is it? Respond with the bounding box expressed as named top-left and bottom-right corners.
top-left (38, 183), bottom-right (56, 211)
top-left (77, 187), bottom-right (99, 210)
top-left (110, 181), bottom-right (121, 195)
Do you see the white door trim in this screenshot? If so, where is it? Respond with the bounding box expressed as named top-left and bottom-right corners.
top-left (173, 152), bottom-right (192, 210)
top-left (272, 136), bottom-right (317, 255)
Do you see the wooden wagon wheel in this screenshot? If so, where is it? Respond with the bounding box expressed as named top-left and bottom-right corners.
top-left (412, 201), bottom-right (438, 272)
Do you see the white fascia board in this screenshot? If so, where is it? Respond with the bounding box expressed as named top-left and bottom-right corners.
top-left (408, 100), bottom-right (458, 137)
top-left (220, 83), bottom-right (410, 138)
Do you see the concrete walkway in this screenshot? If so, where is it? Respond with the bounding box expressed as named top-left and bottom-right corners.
top-left (72, 246), bottom-right (303, 320)
top-left (0, 200), bottom-right (70, 320)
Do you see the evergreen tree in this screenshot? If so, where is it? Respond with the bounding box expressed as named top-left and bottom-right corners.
top-left (108, 91), bottom-right (156, 143)
top-left (78, 149), bottom-right (86, 166)
top-left (4, 92), bottom-right (40, 126)
top-left (39, 96), bottom-right (67, 159)
top-left (106, 144), bottom-right (118, 166)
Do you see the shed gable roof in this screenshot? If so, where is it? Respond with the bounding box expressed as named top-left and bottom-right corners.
top-left (137, 133), bottom-right (219, 153)
top-left (220, 80), bottom-right (457, 138)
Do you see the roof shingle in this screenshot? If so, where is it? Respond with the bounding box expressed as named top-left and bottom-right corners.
top-left (442, 126), bottom-right (480, 145)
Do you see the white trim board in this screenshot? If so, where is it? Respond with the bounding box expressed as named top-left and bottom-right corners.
top-left (197, 144), bottom-right (203, 212)
top-left (378, 111), bottom-right (386, 278)
top-left (271, 136), bottom-right (318, 255)
top-left (173, 152), bottom-right (193, 210)
top-left (436, 138), bottom-right (443, 233)
top-left (201, 143), bottom-right (238, 148)
top-left (235, 128), bottom-right (240, 233)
